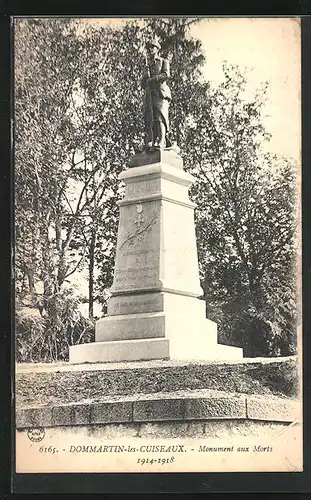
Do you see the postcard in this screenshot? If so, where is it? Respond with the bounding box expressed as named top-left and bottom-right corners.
top-left (14, 16), bottom-right (302, 475)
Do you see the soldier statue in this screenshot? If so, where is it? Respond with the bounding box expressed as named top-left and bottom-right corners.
top-left (141, 38), bottom-right (172, 151)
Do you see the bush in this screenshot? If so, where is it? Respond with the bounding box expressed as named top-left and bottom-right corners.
top-left (15, 291), bottom-right (95, 363)
top-left (216, 307), bottom-right (297, 357)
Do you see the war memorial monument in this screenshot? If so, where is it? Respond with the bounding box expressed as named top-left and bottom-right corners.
top-left (69, 37), bottom-right (243, 364)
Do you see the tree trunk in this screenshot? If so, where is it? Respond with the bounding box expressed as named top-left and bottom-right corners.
top-left (41, 225), bottom-right (55, 317)
top-left (25, 266), bottom-right (35, 294)
top-left (88, 229), bottom-right (96, 320)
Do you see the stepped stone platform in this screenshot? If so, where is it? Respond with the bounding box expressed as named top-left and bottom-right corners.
top-left (16, 356), bottom-right (299, 437)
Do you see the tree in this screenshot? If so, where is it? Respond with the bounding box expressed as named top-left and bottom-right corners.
top-left (183, 64), bottom-right (298, 356)
top-left (14, 19), bottom-right (150, 348)
top-left (14, 18), bottom-right (98, 359)
top-left (15, 18), bottom-right (84, 303)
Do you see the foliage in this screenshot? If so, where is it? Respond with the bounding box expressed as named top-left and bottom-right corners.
top-left (15, 290), bottom-right (95, 362)
top-left (184, 65), bottom-right (298, 356)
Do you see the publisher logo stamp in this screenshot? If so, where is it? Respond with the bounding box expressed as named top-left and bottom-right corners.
top-left (27, 427), bottom-right (45, 442)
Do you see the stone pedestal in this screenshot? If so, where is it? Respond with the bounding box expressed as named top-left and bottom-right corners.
top-left (69, 150), bottom-right (243, 363)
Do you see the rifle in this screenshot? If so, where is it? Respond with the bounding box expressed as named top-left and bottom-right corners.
top-left (142, 32), bottom-right (153, 146)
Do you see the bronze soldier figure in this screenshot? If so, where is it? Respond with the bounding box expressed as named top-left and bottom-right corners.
top-left (142, 38), bottom-right (171, 151)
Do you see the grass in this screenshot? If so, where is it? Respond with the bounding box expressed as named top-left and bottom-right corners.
top-left (15, 356), bottom-right (299, 408)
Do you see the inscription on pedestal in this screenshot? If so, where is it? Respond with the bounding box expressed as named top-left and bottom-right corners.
top-left (108, 293), bottom-right (164, 316)
top-left (125, 179), bottom-right (160, 198)
top-left (114, 266), bottom-right (158, 285)
top-left (111, 200), bottom-right (161, 293)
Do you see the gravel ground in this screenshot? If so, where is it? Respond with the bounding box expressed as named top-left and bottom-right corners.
top-left (16, 355), bottom-right (297, 373)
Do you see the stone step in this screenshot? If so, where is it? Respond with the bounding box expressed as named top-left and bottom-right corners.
top-left (70, 336), bottom-right (241, 364)
top-left (95, 309), bottom-right (218, 345)
top-left (70, 338), bottom-right (170, 364)
top-left (16, 388), bottom-right (299, 429)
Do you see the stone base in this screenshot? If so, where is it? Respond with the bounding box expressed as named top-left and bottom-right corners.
top-left (95, 310), bottom-right (217, 345)
top-left (97, 293), bottom-right (217, 343)
top-left (128, 148), bottom-right (183, 169)
top-left (77, 292), bottom-right (242, 363)
top-left (70, 293), bottom-right (243, 364)
top-left (70, 338), bottom-right (169, 364)
top-left (69, 334), bottom-right (242, 364)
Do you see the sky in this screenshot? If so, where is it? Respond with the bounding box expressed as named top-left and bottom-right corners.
top-left (190, 18), bottom-right (301, 162)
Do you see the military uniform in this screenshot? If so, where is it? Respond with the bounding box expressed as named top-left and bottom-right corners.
top-left (142, 53), bottom-right (171, 149)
